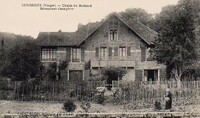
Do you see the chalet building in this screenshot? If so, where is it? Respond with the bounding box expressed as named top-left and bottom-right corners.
top-left (37, 13), bottom-right (166, 82)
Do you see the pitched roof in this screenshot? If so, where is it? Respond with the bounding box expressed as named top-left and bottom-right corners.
top-left (120, 16), bottom-right (158, 45)
top-left (37, 13), bottom-right (157, 46)
top-left (77, 13), bottom-right (157, 46)
top-left (37, 32), bottom-right (80, 46)
top-left (37, 22), bottom-right (101, 46)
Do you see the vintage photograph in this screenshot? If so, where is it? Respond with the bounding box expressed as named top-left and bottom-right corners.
top-left (0, 0), bottom-right (200, 117)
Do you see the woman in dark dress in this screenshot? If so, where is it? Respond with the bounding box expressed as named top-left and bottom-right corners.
top-left (165, 88), bottom-right (172, 110)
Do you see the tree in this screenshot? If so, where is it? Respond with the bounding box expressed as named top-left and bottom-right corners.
top-left (103, 67), bottom-right (126, 89)
top-left (153, 0), bottom-right (197, 83)
top-left (119, 8), bottom-right (153, 26)
top-left (0, 38), bottom-right (6, 76)
top-left (3, 40), bottom-right (40, 81)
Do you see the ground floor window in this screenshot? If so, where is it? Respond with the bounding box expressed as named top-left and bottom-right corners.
top-left (144, 70), bottom-right (158, 81)
top-left (72, 48), bottom-right (81, 62)
top-left (41, 48), bottom-right (56, 62)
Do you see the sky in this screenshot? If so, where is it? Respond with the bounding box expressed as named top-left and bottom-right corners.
top-left (0, 0), bottom-right (179, 38)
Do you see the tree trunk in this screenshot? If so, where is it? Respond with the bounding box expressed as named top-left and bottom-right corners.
top-left (175, 66), bottom-right (182, 89)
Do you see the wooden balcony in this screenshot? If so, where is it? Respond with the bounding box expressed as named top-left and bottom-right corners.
top-left (41, 58), bottom-right (56, 62)
top-left (90, 59), bottom-right (135, 68)
top-left (68, 61), bottom-right (85, 70)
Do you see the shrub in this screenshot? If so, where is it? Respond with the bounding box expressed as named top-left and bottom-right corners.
top-left (63, 98), bottom-right (76, 112)
top-left (94, 93), bottom-right (104, 104)
top-left (80, 101), bottom-right (91, 112)
top-left (103, 67), bottom-right (127, 90)
top-left (154, 101), bottom-right (162, 110)
top-left (46, 62), bottom-right (57, 81)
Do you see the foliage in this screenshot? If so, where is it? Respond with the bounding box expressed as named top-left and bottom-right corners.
top-left (59, 61), bottom-right (68, 70)
top-left (154, 101), bottom-right (162, 111)
top-left (103, 67), bottom-right (126, 89)
top-left (84, 61), bottom-right (91, 70)
top-left (1, 39), bottom-right (40, 81)
top-left (68, 81), bottom-right (97, 101)
top-left (103, 67), bottom-right (127, 79)
top-left (118, 8), bottom-right (154, 26)
top-left (80, 101), bottom-right (91, 112)
top-left (0, 79), bottom-right (11, 91)
top-left (44, 61), bottom-right (68, 81)
top-left (153, 0), bottom-right (198, 80)
top-left (63, 98), bottom-right (77, 112)
top-left (46, 62), bottom-right (57, 81)
top-left (94, 93), bottom-right (104, 104)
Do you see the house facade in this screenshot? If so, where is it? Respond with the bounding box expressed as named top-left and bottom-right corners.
top-left (37, 13), bottom-right (166, 82)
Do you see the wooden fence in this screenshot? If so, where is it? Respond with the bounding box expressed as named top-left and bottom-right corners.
top-left (0, 80), bottom-right (199, 105)
top-left (112, 80), bottom-right (200, 106)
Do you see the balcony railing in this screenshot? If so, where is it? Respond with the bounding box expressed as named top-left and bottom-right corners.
top-left (68, 61), bottom-right (85, 70)
top-left (90, 59), bottom-right (135, 68)
top-left (41, 58), bottom-right (56, 62)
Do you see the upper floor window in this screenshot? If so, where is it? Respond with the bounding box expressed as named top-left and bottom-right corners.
top-left (41, 48), bottom-right (56, 62)
top-left (109, 29), bottom-right (117, 41)
top-left (72, 48), bottom-right (81, 62)
top-left (119, 47), bottom-right (126, 59)
top-left (147, 49), bottom-right (153, 61)
top-left (100, 47), bottom-right (107, 60)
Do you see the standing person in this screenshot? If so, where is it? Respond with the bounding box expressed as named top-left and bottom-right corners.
top-left (165, 88), bottom-right (172, 110)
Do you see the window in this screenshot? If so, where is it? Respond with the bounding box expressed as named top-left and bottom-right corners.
top-left (144, 70), bottom-right (158, 81)
top-left (119, 47), bottom-right (126, 59)
top-left (100, 47), bottom-right (107, 60)
top-left (41, 48), bottom-right (56, 62)
top-left (147, 49), bottom-right (153, 61)
top-left (114, 47), bottom-right (118, 56)
top-left (72, 48), bottom-right (81, 62)
top-left (110, 29), bottom-right (117, 41)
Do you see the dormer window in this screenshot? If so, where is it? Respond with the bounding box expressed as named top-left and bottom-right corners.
top-left (109, 29), bottom-right (117, 41)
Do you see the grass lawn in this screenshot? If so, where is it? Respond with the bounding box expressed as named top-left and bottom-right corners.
top-left (0, 100), bottom-right (200, 114)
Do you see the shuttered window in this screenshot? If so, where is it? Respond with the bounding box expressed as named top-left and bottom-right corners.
top-left (119, 47), bottom-right (126, 59)
top-left (72, 48), bottom-right (81, 62)
top-left (100, 47), bottom-right (107, 60)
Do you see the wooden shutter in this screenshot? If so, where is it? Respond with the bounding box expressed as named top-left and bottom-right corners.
top-left (127, 46), bottom-right (131, 56)
top-left (81, 48), bottom-right (84, 61)
top-left (96, 47), bottom-right (99, 59)
top-left (114, 47), bottom-right (118, 56)
top-left (66, 48), bottom-right (71, 62)
top-left (141, 48), bottom-right (146, 62)
top-left (108, 47), bottom-right (112, 57)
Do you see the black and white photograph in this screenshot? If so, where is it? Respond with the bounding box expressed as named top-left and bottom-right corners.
top-left (0, 0), bottom-right (200, 117)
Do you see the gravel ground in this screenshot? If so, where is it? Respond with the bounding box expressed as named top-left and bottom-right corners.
top-left (0, 100), bottom-right (199, 114)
